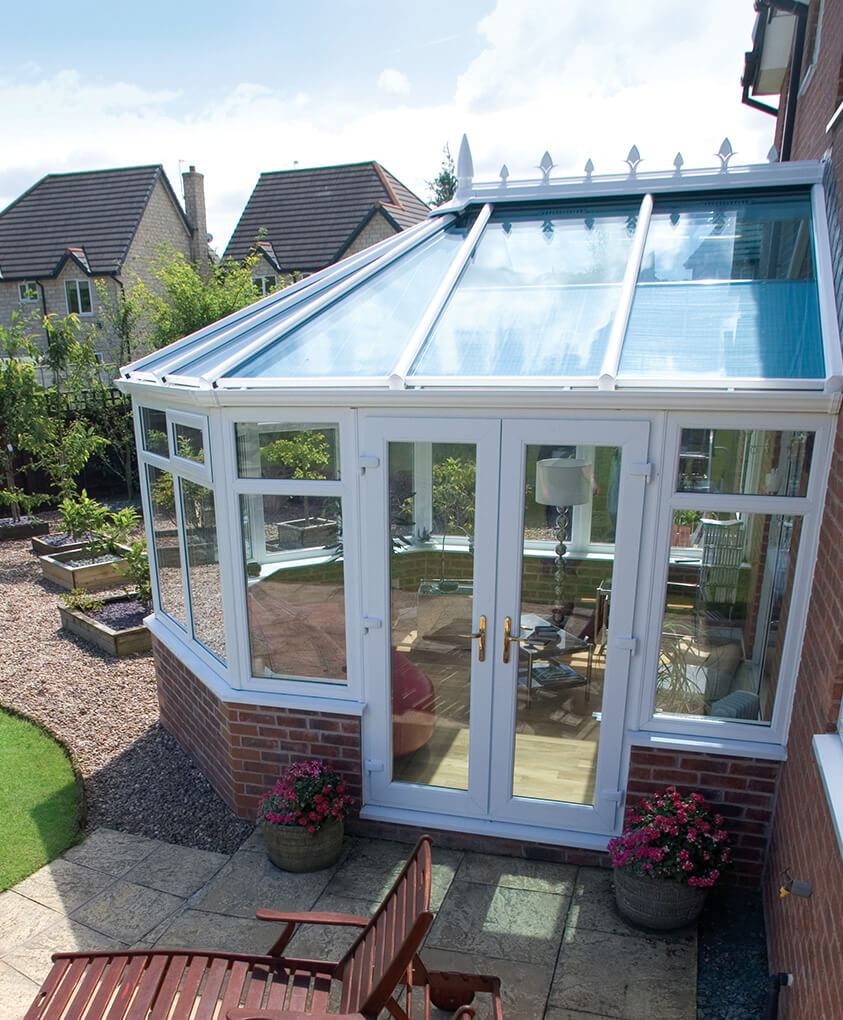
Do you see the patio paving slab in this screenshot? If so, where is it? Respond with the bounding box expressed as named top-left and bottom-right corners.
top-left (61, 827), bottom-right (162, 877)
top-left (149, 908), bottom-right (280, 955)
top-left (0, 892), bottom-right (62, 957)
top-left (0, 962), bottom-right (39, 1018)
top-left (2, 916), bottom-right (126, 983)
top-left (121, 842), bottom-right (228, 898)
top-left (68, 879), bottom-right (184, 944)
top-left (10, 858), bottom-right (116, 915)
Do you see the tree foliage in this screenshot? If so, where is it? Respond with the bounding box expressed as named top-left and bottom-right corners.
top-left (427, 144), bottom-right (457, 206)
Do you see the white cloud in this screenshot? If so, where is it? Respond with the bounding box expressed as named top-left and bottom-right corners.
top-left (377, 69), bottom-right (411, 96)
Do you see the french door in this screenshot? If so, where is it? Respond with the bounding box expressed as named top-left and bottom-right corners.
top-left (360, 415), bottom-right (649, 837)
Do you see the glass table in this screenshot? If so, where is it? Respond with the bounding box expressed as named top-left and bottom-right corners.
top-left (518, 614), bottom-right (593, 705)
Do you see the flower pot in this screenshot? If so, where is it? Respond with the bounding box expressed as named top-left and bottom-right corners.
top-left (613, 867), bottom-right (708, 930)
top-left (262, 817), bottom-right (344, 872)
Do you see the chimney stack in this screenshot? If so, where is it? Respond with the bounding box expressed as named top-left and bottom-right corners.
top-left (182, 165), bottom-right (210, 280)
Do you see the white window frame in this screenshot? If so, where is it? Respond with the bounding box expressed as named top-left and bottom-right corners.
top-left (18, 280), bottom-right (38, 303)
top-left (168, 409), bottom-right (212, 484)
top-left (254, 275), bottom-right (277, 297)
top-left (65, 278), bottom-right (93, 316)
top-left (814, 701), bottom-right (843, 859)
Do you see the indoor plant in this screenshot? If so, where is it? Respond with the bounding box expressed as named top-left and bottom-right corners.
top-left (608, 786), bottom-right (731, 930)
top-left (257, 759), bottom-right (352, 872)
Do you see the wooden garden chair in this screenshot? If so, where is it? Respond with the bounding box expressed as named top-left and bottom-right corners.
top-left (23, 834), bottom-right (503, 1020)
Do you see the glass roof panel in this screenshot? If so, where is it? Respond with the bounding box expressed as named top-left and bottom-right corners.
top-left (620, 192), bottom-right (824, 379)
top-left (409, 206), bottom-right (639, 378)
top-left (231, 229), bottom-right (467, 378)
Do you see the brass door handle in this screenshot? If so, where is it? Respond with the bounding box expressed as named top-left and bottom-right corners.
top-left (502, 616), bottom-right (531, 663)
top-left (459, 614), bottom-right (486, 661)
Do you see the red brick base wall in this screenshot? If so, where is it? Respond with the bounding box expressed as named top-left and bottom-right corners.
top-left (628, 746), bottom-right (781, 885)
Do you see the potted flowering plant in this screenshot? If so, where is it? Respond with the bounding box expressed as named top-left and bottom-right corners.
top-left (257, 759), bottom-right (352, 872)
top-left (607, 786), bottom-right (731, 930)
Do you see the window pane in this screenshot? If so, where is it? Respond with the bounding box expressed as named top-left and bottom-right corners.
top-left (622, 193), bottom-right (824, 379)
top-left (78, 281), bottom-right (92, 314)
top-left (140, 407), bottom-right (168, 456)
top-left (19, 281), bottom-right (37, 302)
top-left (412, 206), bottom-right (638, 378)
top-left (677, 428), bottom-right (813, 497)
top-left (173, 422), bottom-right (205, 463)
top-left (181, 480), bottom-right (225, 661)
top-left (146, 464), bottom-right (186, 628)
top-left (656, 510), bottom-right (799, 725)
top-left (65, 281), bottom-right (79, 314)
top-left (235, 423), bottom-right (340, 480)
top-left (240, 494), bottom-right (345, 682)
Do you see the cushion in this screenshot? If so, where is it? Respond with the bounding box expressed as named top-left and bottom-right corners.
top-left (710, 690), bottom-right (760, 719)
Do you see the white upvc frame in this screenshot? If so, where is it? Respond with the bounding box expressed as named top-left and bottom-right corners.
top-left (168, 409), bottom-right (212, 485)
top-left (634, 409), bottom-right (834, 749)
top-left (65, 278), bottom-right (93, 316)
top-left (18, 280), bottom-right (37, 302)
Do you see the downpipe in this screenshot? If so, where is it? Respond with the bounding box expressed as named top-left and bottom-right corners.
top-left (766, 972), bottom-right (792, 1020)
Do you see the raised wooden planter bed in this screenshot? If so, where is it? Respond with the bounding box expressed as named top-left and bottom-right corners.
top-left (58, 596), bottom-right (151, 656)
top-left (0, 518), bottom-right (49, 542)
top-left (39, 547), bottom-right (129, 591)
top-left (31, 533), bottom-right (86, 556)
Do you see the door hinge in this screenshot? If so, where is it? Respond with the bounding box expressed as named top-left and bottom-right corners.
top-left (365, 758), bottom-right (385, 773)
top-left (601, 788), bottom-right (625, 804)
top-left (359, 454), bottom-right (380, 473)
top-left (362, 616), bottom-right (382, 633)
top-left (613, 636), bottom-right (638, 655)
top-left (628, 461), bottom-right (654, 482)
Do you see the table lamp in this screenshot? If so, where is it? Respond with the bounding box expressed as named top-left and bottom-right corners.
top-left (535, 458), bottom-right (591, 627)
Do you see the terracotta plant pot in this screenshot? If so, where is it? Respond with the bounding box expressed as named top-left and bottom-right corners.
top-left (262, 817), bottom-right (344, 872)
top-left (613, 867), bottom-right (709, 930)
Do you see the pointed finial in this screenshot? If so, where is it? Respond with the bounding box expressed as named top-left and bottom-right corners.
top-left (456, 134), bottom-right (474, 195)
top-left (538, 151), bottom-right (555, 184)
top-left (767, 145), bottom-right (779, 163)
top-left (673, 152), bottom-right (684, 174)
top-left (716, 137), bottom-right (734, 171)
top-left (584, 157), bottom-right (594, 179)
top-left (625, 145), bottom-right (642, 175)
top-left (499, 164), bottom-right (509, 184)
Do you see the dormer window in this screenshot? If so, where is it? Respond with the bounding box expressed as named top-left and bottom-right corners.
top-left (65, 279), bottom-right (92, 315)
top-left (18, 281), bottom-right (38, 302)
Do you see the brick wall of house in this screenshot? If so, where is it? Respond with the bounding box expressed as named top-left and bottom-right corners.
top-left (762, 3), bottom-right (843, 1015)
top-left (341, 210), bottom-right (400, 259)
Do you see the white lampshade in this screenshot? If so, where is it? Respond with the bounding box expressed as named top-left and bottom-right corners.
top-left (535, 458), bottom-right (591, 507)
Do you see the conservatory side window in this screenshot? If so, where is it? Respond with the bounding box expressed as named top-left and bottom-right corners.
top-left (235, 422), bottom-right (346, 685)
top-left (653, 427), bottom-right (814, 727)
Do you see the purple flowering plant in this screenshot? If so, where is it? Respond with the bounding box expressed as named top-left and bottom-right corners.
top-left (607, 786), bottom-right (730, 888)
top-left (258, 759), bottom-right (352, 834)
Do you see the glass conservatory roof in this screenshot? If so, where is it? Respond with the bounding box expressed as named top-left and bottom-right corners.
top-left (121, 157), bottom-right (842, 394)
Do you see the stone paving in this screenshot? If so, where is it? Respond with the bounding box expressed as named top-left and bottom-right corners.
top-left (0, 827), bottom-right (697, 1019)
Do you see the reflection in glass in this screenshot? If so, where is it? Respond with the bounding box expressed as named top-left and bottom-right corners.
top-left (512, 445), bottom-right (618, 804)
top-left (388, 442), bottom-right (477, 790)
top-left (141, 407), bottom-right (168, 456)
top-left (657, 511), bottom-right (799, 724)
top-left (677, 428), bottom-right (812, 497)
top-left (146, 464), bottom-right (186, 628)
top-left (173, 423), bottom-right (204, 462)
top-left (622, 193), bottom-right (824, 379)
top-left (412, 207), bottom-right (638, 378)
top-left (181, 480), bottom-right (225, 662)
top-left (241, 494), bottom-right (345, 682)
top-left (235, 423), bottom-right (340, 480)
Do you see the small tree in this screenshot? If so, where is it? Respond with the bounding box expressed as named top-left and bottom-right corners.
top-left (427, 144), bottom-right (457, 206)
top-left (261, 430), bottom-right (330, 525)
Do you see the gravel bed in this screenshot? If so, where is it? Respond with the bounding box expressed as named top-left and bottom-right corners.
top-left (0, 519), bottom-right (253, 854)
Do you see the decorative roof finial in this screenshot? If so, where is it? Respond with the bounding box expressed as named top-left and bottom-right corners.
top-left (538, 151), bottom-right (555, 184)
top-left (716, 138), bottom-right (734, 172)
top-left (456, 134), bottom-right (474, 196)
top-left (673, 152), bottom-right (684, 175)
top-left (499, 164), bottom-right (509, 185)
top-left (584, 158), bottom-right (594, 179)
top-left (625, 145), bottom-right (642, 175)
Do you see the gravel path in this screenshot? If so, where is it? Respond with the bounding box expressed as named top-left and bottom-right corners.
top-left (0, 520), bottom-right (253, 854)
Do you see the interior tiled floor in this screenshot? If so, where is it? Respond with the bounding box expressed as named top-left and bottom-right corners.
top-left (0, 827), bottom-right (697, 1019)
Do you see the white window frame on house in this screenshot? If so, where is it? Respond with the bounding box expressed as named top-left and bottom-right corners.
top-left (65, 279), bottom-right (93, 316)
top-left (18, 281), bottom-right (38, 303)
top-left (254, 275), bottom-right (277, 297)
top-left (168, 410), bottom-right (212, 484)
top-left (813, 699), bottom-right (843, 859)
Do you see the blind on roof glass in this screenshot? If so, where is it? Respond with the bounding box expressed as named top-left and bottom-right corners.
top-left (619, 192), bottom-right (824, 380)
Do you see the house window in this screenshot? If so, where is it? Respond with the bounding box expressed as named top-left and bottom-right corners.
top-left (65, 279), bottom-right (93, 315)
top-left (254, 275), bottom-right (277, 296)
top-left (18, 281), bottom-right (38, 303)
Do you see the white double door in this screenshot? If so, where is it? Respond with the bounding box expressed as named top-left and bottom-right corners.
top-left (360, 415), bottom-right (649, 837)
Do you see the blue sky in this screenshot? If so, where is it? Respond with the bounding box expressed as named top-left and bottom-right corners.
top-left (1, 1), bottom-right (776, 253)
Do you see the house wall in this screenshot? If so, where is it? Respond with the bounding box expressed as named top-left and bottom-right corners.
top-left (122, 177), bottom-right (193, 285)
top-left (341, 210), bottom-right (400, 260)
top-left (761, 2), bottom-right (843, 1016)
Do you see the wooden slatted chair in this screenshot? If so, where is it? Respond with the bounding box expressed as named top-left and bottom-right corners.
top-left (23, 835), bottom-right (503, 1020)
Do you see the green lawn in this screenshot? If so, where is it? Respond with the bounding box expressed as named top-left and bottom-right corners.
top-left (0, 708), bottom-right (80, 890)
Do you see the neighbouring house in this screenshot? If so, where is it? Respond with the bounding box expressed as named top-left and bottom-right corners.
top-left (0, 164), bottom-right (208, 361)
top-left (118, 123), bottom-right (841, 946)
top-left (741, 1), bottom-right (843, 1017)
top-left (223, 161), bottom-right (430, 290)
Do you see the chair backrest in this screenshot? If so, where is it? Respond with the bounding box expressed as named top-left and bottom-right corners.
top-left (336, 834), bottom-right (433, 1016)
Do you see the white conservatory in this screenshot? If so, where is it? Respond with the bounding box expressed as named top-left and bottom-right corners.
top-left (118, 143), bottom-right (842, 861)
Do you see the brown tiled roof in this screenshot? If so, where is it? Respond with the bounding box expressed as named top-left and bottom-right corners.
top-left (0, 165), bottom-right (188, 280)
top-left (223, 161), bottom-right (430, 273)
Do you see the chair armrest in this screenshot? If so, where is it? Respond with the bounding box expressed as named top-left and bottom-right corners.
top-left (256, 909), bottom-right (370, 926)
top-left (227, 1011), bottom-right (363, 1020)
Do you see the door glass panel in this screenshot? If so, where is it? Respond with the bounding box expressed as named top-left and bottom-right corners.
top-left (677, 428), bottom-right (813, 497)
top-left (514, 444), bottom-right (617, 805)
top-left (388, 441), bottom-right (476, 790)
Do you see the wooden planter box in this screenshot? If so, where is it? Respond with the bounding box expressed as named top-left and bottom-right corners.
top-left (39, 546), bottom-right (129, 591)
top-left (58, 597), bottom-right (151, 656)
top-left (0, 518), bottom-right (49, 542)
top-left (31, 534), bottom-right (86, 556)
top-left (277, 518), bottom-right (337, 548)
